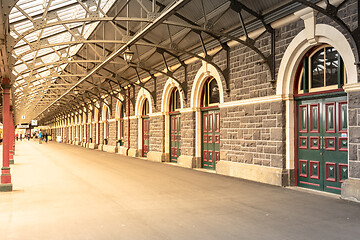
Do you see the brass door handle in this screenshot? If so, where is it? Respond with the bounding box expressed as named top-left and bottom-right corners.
top-left (320, 136), bottom-right (323, 149)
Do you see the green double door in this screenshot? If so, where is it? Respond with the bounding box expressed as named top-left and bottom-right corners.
top-left (142, 117), bottom-right (149, 157)
top-left (170, 114), bottom-right (181, 163)
top-left (297, 94), bottom-right (348, 194)
top-left (202, 109), bottom-right (220, 170)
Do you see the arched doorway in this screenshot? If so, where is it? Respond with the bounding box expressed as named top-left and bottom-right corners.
top-left (295, 45), bottom-right (348, 194)
top-left (169, 88), bottom-right (181, 163)
top-left (201, 77), bottom-right (220, 170)
top-left (88, 111), bottom-right (93, 143)
top-left (103, 106), bottom-right (109, 145)
top-left (117, 104), bottom-right (125, 147)
top-left (142, 99), bottom-right (150, 157)
top-left (94, 108), bottom-right (100, 145)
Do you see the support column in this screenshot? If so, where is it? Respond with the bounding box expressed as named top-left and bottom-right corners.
top-left (1, 78), bottom-right (13, 191)
top-left (9, 110), bottom-right (14, 164)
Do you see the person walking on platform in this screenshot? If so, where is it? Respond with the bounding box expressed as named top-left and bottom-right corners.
top-left (45, 133), bottom-right (48, 143)
top-left (38, 131), bottom-right (42, 144)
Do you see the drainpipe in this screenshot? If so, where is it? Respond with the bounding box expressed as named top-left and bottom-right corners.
top-left (126, 87), bottom-right (130, 156)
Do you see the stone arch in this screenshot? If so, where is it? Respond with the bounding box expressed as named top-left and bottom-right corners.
top-left (82, 111), bottom-right (87, 124)
top-left (190, 61), bottom-right (225, 109)
top-left (161, 77), bottom-right (185, 113)
top-left (161, 77), bottom-right (185, 158)
top-left (115, 95), bottom-right (126, 119)
top-left (276, 24), bottom-right (357, 96)
top-left (190, 61), bottom-right (225, 160)
top-left (88, 111), bottom-right (93, 124)
top-left (276, 23), bottom-right (357, 171)
top-left (94, 108), bottom-right (100, 123)
top-left (102, 104), bottom-right (110, 122)
top-left (94, 104), bottom-right (101, 144)
top-left (87, 110), bottom-right (93, 142)
top-left (78, 114), bottom-right (82, 125)
top-left (135, 88), bottom-right (153, 154)
top-left (102, 104), bottom-right (110, 143)
top-left (135, 88), bottom-right (153, 117)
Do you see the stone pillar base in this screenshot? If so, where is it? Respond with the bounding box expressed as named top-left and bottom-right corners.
top-left (0, 183), bottom-right (12, 192)
top-left (88, 143), bottom-right (98, 149)
top-left (147, 151), bottom-right (166, 162)
top-left (103, 145), bottom-right (118, 153)
top-left (177, 155), bottom-right (198, 168)
top-left (117, 146), bottom-right (126, 155)
top-left (98, 144), bottom-right (104, 151)
top-left (127, 148), bottom-right (139, 157)
top-left (216, 161), bottom-right (288, 186)
top-left (341, 178), bottom-right (360, 202)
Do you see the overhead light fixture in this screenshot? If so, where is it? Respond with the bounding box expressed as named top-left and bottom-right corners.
top-left (123, 47), bottom-right (134, 63)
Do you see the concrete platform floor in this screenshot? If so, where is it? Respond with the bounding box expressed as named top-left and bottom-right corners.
top-left (1, 141), bottom-right (360, 240)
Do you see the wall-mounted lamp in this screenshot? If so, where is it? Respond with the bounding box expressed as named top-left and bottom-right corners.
top-left (123, 47), bottom-right (134, 63)
top-left (74, 88), bottom-right (80, 95)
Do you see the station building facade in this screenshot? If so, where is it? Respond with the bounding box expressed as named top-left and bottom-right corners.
top-left (47, 1), bottom-right (360, 200)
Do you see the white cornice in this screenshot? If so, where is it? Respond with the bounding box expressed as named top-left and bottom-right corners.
top-left (219, 95), bottom-right (283, 108)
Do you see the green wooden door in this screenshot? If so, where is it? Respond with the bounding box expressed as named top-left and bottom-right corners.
top-left (142, 117), bottom-right (150, 157)
top-left (202, 109), bottom-right (220, 170)
top-left (297, 94), bottom-right (348, 194)
top-left (170, 114), bottom-right (181, 163)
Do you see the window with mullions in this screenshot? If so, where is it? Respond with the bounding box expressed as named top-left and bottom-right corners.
top-left (143, 99), bottom-right (149, 116)
top-left (170, 88), bottom-right (181, 112)
top-left (298, 46), bottom-right (346, 93)
top-left (202, 78), bottom-right (219, 107)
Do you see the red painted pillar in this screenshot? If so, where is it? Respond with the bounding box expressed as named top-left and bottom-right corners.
top-left (9, 110), bottom-right (14, 164)
top-left (1, 78), bottom-right (13, 191)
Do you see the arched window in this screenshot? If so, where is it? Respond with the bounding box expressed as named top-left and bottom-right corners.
top-left (298, 45), bottom-right (346, 94)
top-left (202, 77), bottom-right (219, 107)
top-left (142, 99), bottom-right (149, 116)
top-left (170, 88), bottom-right (180, 112)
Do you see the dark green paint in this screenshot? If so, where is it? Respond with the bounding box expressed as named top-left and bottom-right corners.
top-left (202, 109), bottom-right (220, 170)
top-left (170, 114), bottom-right (181, 163)
top-left (296, 95), bottom-right (348, 194)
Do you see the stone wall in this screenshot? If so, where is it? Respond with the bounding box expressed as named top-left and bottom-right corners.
top-left (149, 115), bottom-right (165, 152)
top-left (180, 111), bottom-right (196, 157)
top-left (220, 101), bottom-right (286, 168)
top-left (348, 92), bottom-right (360, 178)
top-left (52, 1), bottom-right (359, 190)
top-left (129, 118), bottom-right (138, 149)
top-left (108, 121), bottom-right (116, 146)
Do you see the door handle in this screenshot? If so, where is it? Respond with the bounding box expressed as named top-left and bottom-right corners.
top-left (320, 136), bottom-right (323, 149)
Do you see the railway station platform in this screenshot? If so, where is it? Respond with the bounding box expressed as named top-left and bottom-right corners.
top-left (1, 141), bottom-right (360, 240)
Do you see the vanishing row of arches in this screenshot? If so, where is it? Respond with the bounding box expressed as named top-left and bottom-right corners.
top-left (54, 72), bottom-right (222, 168)
top-left (52, 39), bottom-right (351, 194)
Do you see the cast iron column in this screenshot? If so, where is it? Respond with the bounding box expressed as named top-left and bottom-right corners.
top-left (0, 78), bottom-right (13, 191)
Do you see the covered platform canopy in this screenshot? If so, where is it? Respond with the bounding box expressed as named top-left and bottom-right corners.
top-left (0, 0), bottom-right (339, 125)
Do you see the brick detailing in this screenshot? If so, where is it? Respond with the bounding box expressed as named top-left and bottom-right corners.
top-left (180, 111), bottom-right (196, 157)
top-left (149, 115), bottom-right (165, 152)
top-left (220, 101), bottom-right (286, 168)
